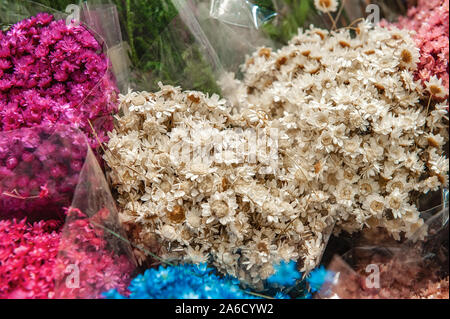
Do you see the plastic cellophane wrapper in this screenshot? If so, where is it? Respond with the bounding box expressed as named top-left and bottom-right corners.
top-left (0, 125), bottom-right (88, 221)
top-left (316, 191), bottom-right (449, 299)
top-left (134, 0), bottom-right (274, 93)
top-left (0, 0), bottom-right (130, 218)
top-left (111, 0), bottom-right (449, 295)
top-left (0, 124), bottom-right (135, 298)
top-left (0, 1), bottom-right (135, 298)
top-left (80, 1), bottom-right (132, 92)
top-left (54, 146), bottom-right (135, 299)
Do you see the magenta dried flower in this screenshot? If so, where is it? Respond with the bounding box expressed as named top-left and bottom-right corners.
top-left (55, 207), bottom-right (134, 299)
top-left (0, 125), bottom-right (88, 220)
top-left (0, 13), bottom-right (118, 148)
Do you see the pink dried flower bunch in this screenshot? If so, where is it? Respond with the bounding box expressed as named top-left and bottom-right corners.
top-left (394, 0), bottom-right (449, 97)
top-left (0, 218), bottom-right (61, 299)
top-left (0, 125), bottom-right (88, 220)
top-left (0, 12), bottom-right (118, 148)
top-left (0, 208), bottom-right (133, 299)
top-left (56, 207), bottom-right (133, 299)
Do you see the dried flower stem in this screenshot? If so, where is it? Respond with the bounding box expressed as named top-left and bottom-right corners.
top-left (333, 0), bottom-right (347, 30)
top-left (326, 11), bottom-right (336, 30)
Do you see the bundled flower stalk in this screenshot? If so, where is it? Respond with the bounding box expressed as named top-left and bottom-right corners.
top-left (105, 19), bottom-right (448, 288)
top-left (105, 85), bottom-right (309, 288)
top-left (386, 0), bottom-right (449, 98)
top-left (0, 207), bottom-right (133, 299)
top-left (221, 20), bottom-right (449, 240)
top-left (0, 12), bottom-right (118, 149)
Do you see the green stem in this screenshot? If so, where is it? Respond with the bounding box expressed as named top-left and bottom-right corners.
top-left (126, 0), bottom-right (137, 66)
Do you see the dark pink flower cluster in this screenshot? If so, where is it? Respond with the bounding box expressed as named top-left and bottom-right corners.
top-left (0, 125), bottom-right (88, 220)
top-left (0, 208), bottom-right (133, 299)
top-left (0, 13), bottom-right (118, 148)
top-left (0, 13), bottom-right (128, 298)
top-left (395, 0), bottom-right (449, 95)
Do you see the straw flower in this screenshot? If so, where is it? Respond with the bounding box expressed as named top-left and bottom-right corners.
top-left (314, 0), bottom-right (339, 13)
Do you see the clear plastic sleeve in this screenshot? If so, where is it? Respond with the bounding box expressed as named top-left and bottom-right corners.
top-left (81, 1), bottom-right (132, 92)
top-left (316, 193), bottom-right (449, 299)
top-left (0, 125), bottom-right (88, 221)
top-left (54, 147), bottom-right (136, 299)
top-left (136, 0), bottom-right (274, 93)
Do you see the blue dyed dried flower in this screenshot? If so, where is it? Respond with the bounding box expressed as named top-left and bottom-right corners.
top-left (267, 260), bottom-right (301, 287)
top-left (103, 263), bottom-right (258, 299)
top-left (306, 265), bottom-right (334, 293)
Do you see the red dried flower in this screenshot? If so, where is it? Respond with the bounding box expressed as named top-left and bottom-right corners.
top-left (0, 208), bottom-right (133, 299)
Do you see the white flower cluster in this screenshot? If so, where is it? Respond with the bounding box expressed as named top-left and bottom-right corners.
top-left (104, 84), bottom-right (335, 287)
top-left (104, 22), bottom-right (448, 287)
top-left (220, 22), bottom-right (448, 244)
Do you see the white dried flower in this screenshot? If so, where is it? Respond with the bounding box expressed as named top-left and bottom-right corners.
top-left (314, 0), bottom-right (339, 13)
top-left (105, 84), bottom-right (327, 286)
top-left (105, 22), bottom-right (449, 288)
top-left (220, 21), bottom-right (449, 260)
top-left (425, 75), bottom-right (447, 99)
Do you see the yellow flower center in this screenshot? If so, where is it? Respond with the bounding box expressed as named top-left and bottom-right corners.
top-left (361, 183), bottom-right (372, 195)
top-left (401, 49), bottom-right (412, 64)
top-left (429, 85), bottom-right (442, 96)
top-left (370, 200), bottom-right (384, 212)
top-left (212, 200), bottom-right (229, 218)
top-left (389, 198), bottom-right (401, 210)
top-left (168, 205), bottom-right (185, 223)
top-left (391, 181), bottom-right (404, 191)
top-left (319, 0), bottom-right (332, 8)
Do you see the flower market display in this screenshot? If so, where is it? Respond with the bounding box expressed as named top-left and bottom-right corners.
top-left (103, 20), bottom-right (448, 290)
top-left (0, 0), bottom-right (448, 301)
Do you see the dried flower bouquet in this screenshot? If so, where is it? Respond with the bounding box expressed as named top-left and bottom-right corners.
top-left (104, 16), bottom-right (448, 288)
